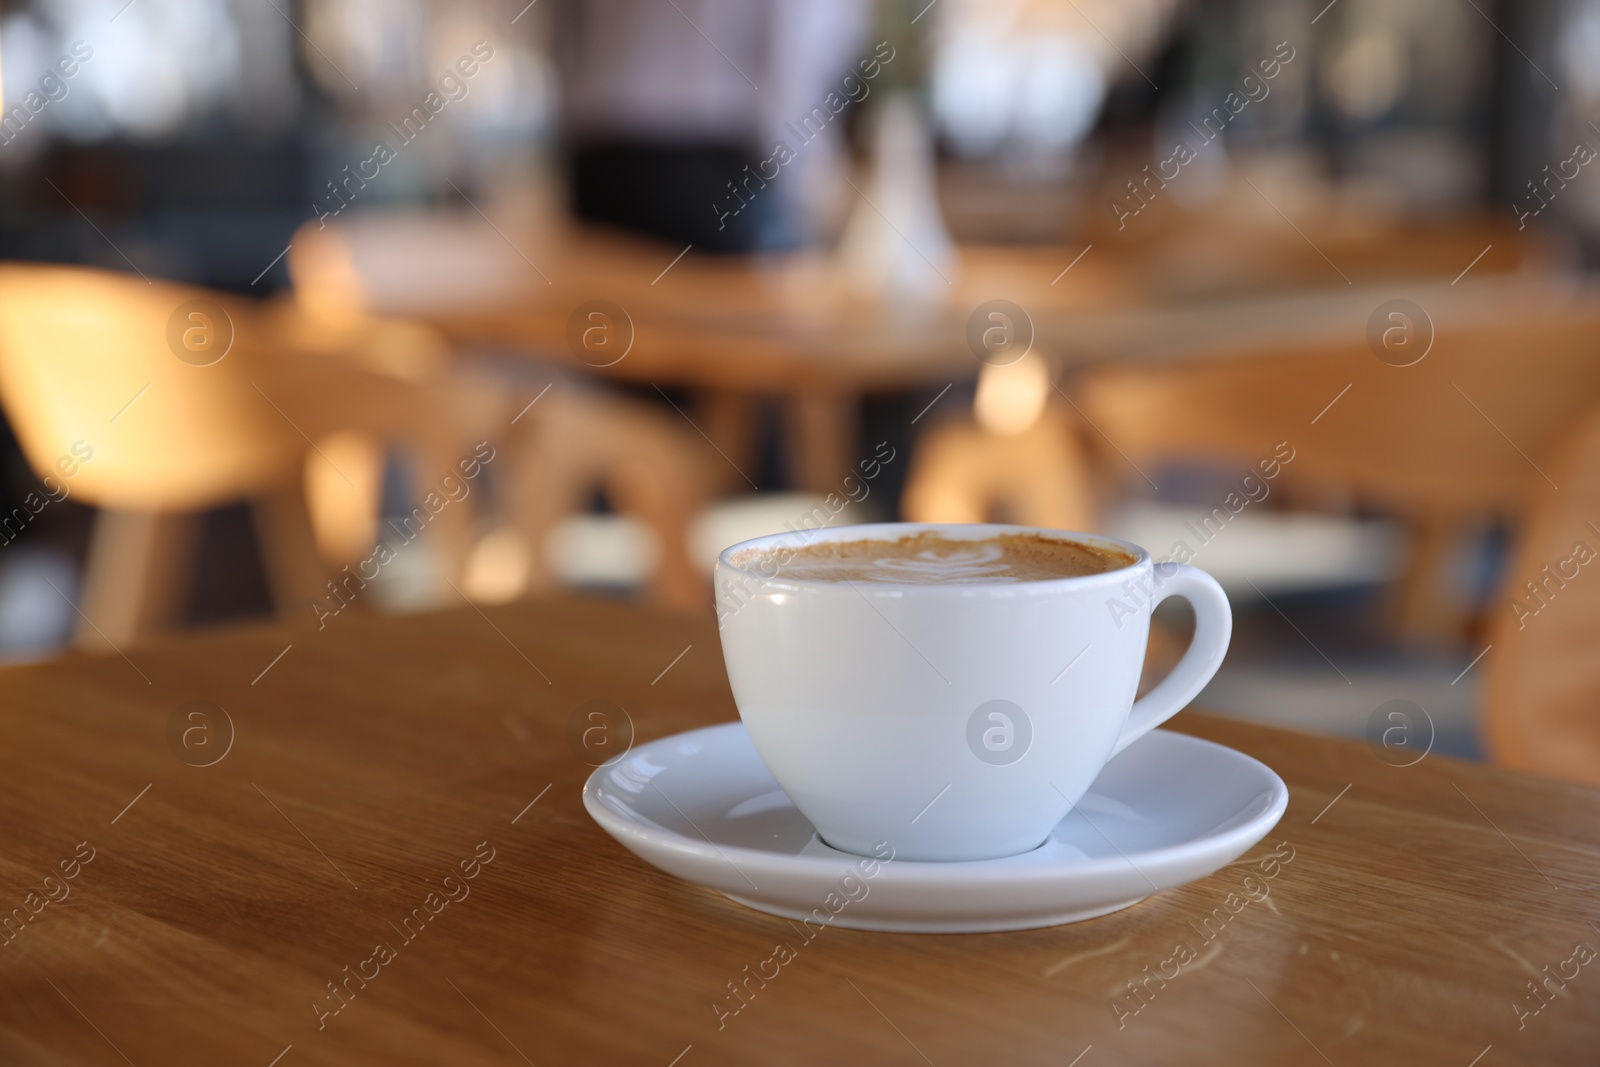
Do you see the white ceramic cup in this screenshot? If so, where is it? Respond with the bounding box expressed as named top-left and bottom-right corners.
top-left (714, 523), bottom-right (1232, 862)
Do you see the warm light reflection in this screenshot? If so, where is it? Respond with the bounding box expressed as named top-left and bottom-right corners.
top-left (463, 526), bottom-right (531, 604)
top-left (305, 431), bottom-right (382, 565)
top-left (974, 354), bottom-right (1050, 437)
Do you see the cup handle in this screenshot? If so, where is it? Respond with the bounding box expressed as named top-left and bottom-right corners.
top-left (1109, 564), bottom-right (1232, 758)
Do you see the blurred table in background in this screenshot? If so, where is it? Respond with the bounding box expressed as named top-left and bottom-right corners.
top-left (292, 207), bottom-right (1593, 643)
top-left (307, 209), bottom-right (1553, 493)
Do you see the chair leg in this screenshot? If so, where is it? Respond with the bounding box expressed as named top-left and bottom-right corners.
top-left (601, 400), bottom-right (714, 613)
top-left (414, 441), bottom-right (477, 590)
top-left (252, 474), bottom-right (332, 627)
top-left (786, 388), bottom-right (857, 493)
top-left (503, 392), bottom-right (601, 597)
top-left (695, 387), bottom-right (761, 494)
top-left (76, 509), bottom-right (199, 650)
top-left (609, 455), bottom-right (709, 613)
top-left (902, 423), bottom-right (990, 523)
top-left (1390, 512), bottom-right (1470, 643)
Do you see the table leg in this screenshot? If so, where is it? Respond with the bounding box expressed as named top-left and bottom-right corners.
top-left (77, 509), bottom-right (199, 649)
top-left (693, 388), bottom-right (762, 493)
top-left (786, 389), bottom-right (858, 494)
top-left (1390, 511), bottom-right (1471, 642)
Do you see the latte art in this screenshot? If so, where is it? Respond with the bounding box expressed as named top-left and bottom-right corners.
top-left (831, 541), bottom-right (1020, 584)
top-left (734, 531), bottom-right (1134, 585)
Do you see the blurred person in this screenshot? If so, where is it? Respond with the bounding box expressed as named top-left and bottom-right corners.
top-left (553, 0), bottom-right (870, 252)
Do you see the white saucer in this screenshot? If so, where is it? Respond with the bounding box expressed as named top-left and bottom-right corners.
top-left (582, 723), bottom-right (1288, 933)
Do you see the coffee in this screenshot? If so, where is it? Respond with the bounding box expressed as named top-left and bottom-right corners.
top-left (732, 531), bottom-right (1135, 585)
top-left (717, 522), bottom-right (1231, 860)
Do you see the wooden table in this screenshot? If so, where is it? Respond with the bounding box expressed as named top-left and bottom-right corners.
top-left (353, 210), bottom-right (1547, 493)
top-left (415, 214), bottom-right (1545, 391)
top-left (6, 597), bottom-right (1595, 1065)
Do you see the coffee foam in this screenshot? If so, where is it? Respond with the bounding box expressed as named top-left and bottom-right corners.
top-left (732, 531), bottom-right (1136, 585)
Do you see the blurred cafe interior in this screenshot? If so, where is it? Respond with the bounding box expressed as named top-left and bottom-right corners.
top-left (1, 0), bottom-right (1599, 783)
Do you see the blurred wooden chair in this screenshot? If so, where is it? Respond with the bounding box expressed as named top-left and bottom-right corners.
top-left (260, 307), bottom-right (505, 600)
top-left (903, 353), bottom-right (1094, 530)
top-left (0, 262), bottom-right (508, 647)
top-left (289, 219), bottom-right (716, 611)
top-left (0, 264), bottom-right (325, 647)
top-left (1076, 284), bottom-right (1600, 642)
top-left (1483, 406), bottom-right (1600, 785)
top-left (497, 381), bottom-right (713, 610)
top-left (278, 229), bottom-right (511, 593)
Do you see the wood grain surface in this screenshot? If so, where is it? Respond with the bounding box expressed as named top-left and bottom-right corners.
top-left (0, 595), bottom-right (1595, 1065)
top-left (415, 218), bottom-right (1549, 393)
